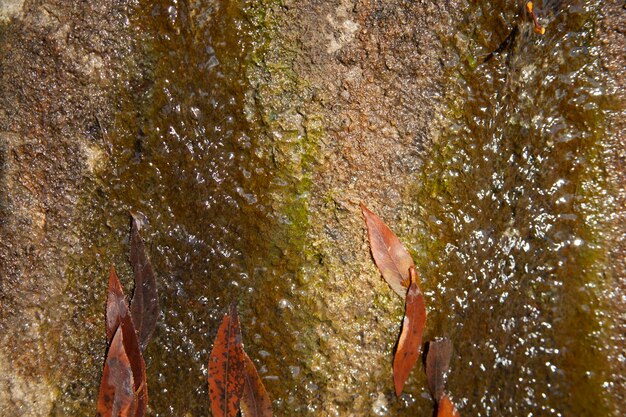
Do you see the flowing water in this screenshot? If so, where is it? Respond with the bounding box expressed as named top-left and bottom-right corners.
top-left (409, 0), bottom-right (619, 415)
top-left (53, 0), bottom-right (621, 415)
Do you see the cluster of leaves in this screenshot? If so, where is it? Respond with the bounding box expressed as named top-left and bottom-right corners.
top-left (361, 204), bottom-right (460, 416)
top-left (98, 205), bottom-right (460, 416)
top-left (97, 215), bottom-right (159, 417)
top-left (96, 215), bottom-right (272, 417)
top-left (208, 303), bottom-right (273, 417)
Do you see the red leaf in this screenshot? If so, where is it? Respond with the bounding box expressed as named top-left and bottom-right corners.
top-left (208, 303), bottom-right (246, 417)
top-left (360, 203), bottom-right (418, 298)
top-left (129, 213), bottom-right (159, 351)
top-left (106, 265), bottom-right (148, 417)
top-left (97, 326), bottom-right (137, 417)
top-left (240, 352), bottom-right (273, 417)
top-left (426, 338), bottom-right (453, 403)
top-left (393, 266), bottom-right (427, 396)
top-left (438, 394), bottom-right (461, 417)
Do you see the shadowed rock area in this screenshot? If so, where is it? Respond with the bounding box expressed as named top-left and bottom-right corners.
top-left (1, 0), bottom-right (624, 416)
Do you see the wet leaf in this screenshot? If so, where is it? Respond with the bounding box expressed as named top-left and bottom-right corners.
top-left (106, 265), bottom-right (148, 416)
top-left (526, 1), bottom-right (546, 35)
top-left (393, 266), bottom-right (427, 396)
top-left (106, 265), bottom-right (129, 344)
top-left (360, 203), bottom-right (417, 298)
top-left (97, 327), bottom-right (137, 417)
top-left (426, 338), bottom-right (453, 402)
top-left (240, 352), bottom-right (273, 417)
top-left (129, 213), bottom-right (159, 351)
top-left (208, 303), bottom-right (246, 417)
top-left (438, 394), bottom-right (461, 417)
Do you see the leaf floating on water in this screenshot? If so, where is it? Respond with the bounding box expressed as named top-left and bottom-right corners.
top-left (129, 212), bottom-right (159, 351)
top-left (393, 266), bottom-right (427, 396)
top-left (105, 265), bottom-right (148, 416)
top-left (426, 338), bottom-right (453, 402)
top-left (360, 203), bottom-right (417, 298)
top-left (208, 303), bottom-right (246, 417)
top-left (438, 394), bottom-right (461, 417)
top-left (240, 351), bottom-right (273, 417)
top-left (97, 327), bottom-right (137, 417)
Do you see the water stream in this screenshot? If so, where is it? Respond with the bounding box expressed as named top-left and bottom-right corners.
top-left (54, 0), bottom-right (621, 415)
top-left (409, 0), bottom-right (618, 415)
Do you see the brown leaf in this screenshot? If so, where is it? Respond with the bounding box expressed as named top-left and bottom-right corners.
top-left (393, 266), bottom-right (427, 396)
top-left (97, 326), bottom-right (137, 417)
top-left (426, 338), bottom-right (453, 402)
top-left (129, 213), bottom-right (159, 351)
top-left (360, 203), bottom-right (418, 298)
top-left (106, 265), bottom-right (129, 344)
top-left (438, 394), bottom-right (461, 417)
top-left (106, 265), bottom-right (148, 417)
top-left (208, 303), bottom-right (246, 417)
top-left (240, 352), bottom-right (273, 417)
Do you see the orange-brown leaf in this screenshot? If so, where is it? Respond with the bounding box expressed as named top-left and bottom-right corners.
top-left (438, 394), bottom-right (461, 417)
top-left (208, 303), bottom-right (246, 417)
top-left (240, 352), bottom-right (273, 417)
top-left (360, 203), bottom-right (417, 298)
top-left (97, 327), bottom-right (137, 417)
top-left (426, 338), bottom-right (453, 402)
top-left (105, 265), bottom-right (148, 417)
top-left (129, 213), bottom-right (159, 352)
top-left (393, 266), bottom-right (427, 396)
top-left (106, 265), bottom-right (129, 344)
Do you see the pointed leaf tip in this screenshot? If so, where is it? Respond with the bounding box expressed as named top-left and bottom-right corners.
top-left (426, 338), bottom-right (453, 403)
top-left (104, 265), bottom-right (148, 416)
top-left (393, 279), bottom-right (427, 396)
top-left (97, 327), bottom-right (137, 417)
top-left (130, 214), bottom-right (159, 352)
top-left (107, 265), bottom-right (127, 345)
top-left (208, 305), bottom-right (246, 417)
top-left (360, 203), bottom-right (415, 298)
top-left (240, 352), bottom-right (273, 417)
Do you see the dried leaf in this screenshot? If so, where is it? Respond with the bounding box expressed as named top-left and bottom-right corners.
top-left (360, 203), bottom-right (418, 298)
top-left (208, 303), bottom-right (246, 417)
top-left (130, 213), bottom-right (159, 351)
top-left (426, 338), bottom-right (453, 402)
top-left (393, 266), bottom-right (427, 396)
top-left (97, 327), bottom-right (137, 417)
top-left (106, 265), bottom-right (148, 417)
top-left (438, 394), bottom-right (461, 417)
top-left (240, 352), bottom-right (273, 417)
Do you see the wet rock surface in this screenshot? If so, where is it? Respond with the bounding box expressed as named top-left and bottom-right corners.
top-left (0, 0), bottom-right (625, 416)
top-left (598, 0), bottom-right (626, 410)
top-left (0, 0), bottom-right (138, 415)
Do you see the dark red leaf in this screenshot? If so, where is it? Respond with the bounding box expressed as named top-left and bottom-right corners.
top-left (438, 394), bottom-right (461, 417)
top-left (129, 213), bottom-right (159, 351)
top-left (208, 303), bottom-right (246, 417)
top-left (240, 351), bottom-right (273, 417)
top-left (426, 338), bottom-right (453, 403)
top-left (393, 266), bottom-right (427, 396)
top-left (97, 326), bottom-right (137, 417)
top-left (106, 265), bottom-right (148, 417)
top-left (360, 203), bottom-right (418, 298)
